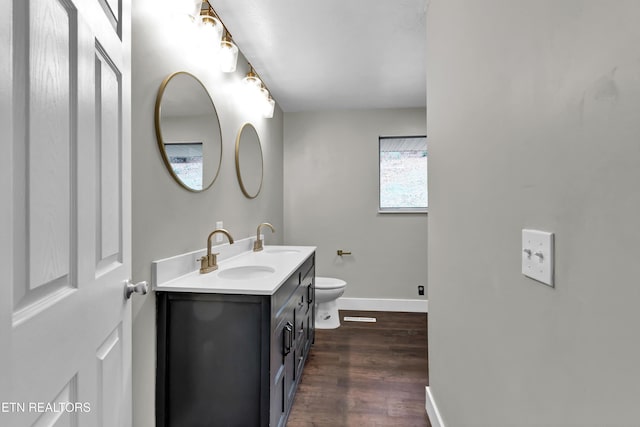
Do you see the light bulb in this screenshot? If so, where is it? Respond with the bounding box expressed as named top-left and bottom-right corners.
top-left (263, 95), bottom-right (275, 118)
top-left (200, 15), bottom-right (223, 47)
top-left (219, 39), bottom-right (238, 73)
top-left (243, 70), bottom-right (262, 89)
top-left (259, 87), bottom-right (269, 100)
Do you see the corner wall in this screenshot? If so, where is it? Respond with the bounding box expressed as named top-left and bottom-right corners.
top-left (284, 109), bottom-right (427, 301)
top-left (426, 1), bottom-right (640, 425)
top-left (131, 1), bottom-right (284, 425)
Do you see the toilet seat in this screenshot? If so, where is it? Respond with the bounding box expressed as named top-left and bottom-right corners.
top-left (315, 277), bottom-right (346, 290)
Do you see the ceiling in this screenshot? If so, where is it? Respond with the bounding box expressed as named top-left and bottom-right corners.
top-left (211, 0), bottom-right (427, 112)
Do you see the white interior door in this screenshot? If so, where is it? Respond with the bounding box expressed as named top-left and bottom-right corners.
top-left (1, 0), bottom-right (132, 425)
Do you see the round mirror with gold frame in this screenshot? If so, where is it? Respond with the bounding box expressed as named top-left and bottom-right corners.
top-left (154, 71), bottom-right (223, 192)
top-left (235, 123), bottom-right (264, 199)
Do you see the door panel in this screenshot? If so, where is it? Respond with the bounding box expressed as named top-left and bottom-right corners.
top-left (96, 325), bottom-right (123, 427)
top-left (28, 0), bottom-right (74, 296)
top-left (2, 0), bottom-right (132, 425)
top-left (95, 43), bottom-right (123, 273)
top-left (32, 379), bottom-right (78, 427)
top-left (13, 0), bottom-right (78, 323)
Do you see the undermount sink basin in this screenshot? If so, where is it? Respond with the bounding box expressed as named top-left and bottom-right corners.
top-left (218, 265), bottom-right (276, 280)
top-left (263, 248), bottom-right (301, 254)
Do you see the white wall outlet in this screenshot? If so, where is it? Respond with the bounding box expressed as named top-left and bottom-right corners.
top-left (215, 221), bottom-right (223, 243)
top-left (522, 229), bottom-right (554, 287)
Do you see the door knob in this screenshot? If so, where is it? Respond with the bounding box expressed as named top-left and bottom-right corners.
top-left (124, 280), bottom-right (149, 299)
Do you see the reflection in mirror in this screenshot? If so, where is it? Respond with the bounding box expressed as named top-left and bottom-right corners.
top-left (235, 123), bottom-right (264, 199)
top-left (154, 72), bottom-right (222, 192)
top-left (164, 143), bottom-right (204, 189)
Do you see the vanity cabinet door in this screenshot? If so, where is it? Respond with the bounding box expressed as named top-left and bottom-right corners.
top-left (293, 285), bottom-right (308, 380)
top-left (156, 292), bottom-right (270, 427)
top-left (270, 297), bottom-right (297, 427)
top-left (270, 315), bottom-right (290, 427)
top-left (284, 296), bottom-right (299, 415)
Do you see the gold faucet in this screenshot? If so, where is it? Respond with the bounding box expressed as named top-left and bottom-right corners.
top-left (198, 228), bottom-right (234, 274)
top-left (253, 222), bottom-right (275, 252)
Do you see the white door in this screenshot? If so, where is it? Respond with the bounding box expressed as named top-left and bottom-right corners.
top-left (1, 0), bottom-right (133, 425)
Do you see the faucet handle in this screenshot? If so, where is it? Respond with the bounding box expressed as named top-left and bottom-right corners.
top-left (197, 256), bottom-right (208, 271)
top-left (197, 256), bottom-right (208, 273)
top-left (209, 253), bottom-right (219, 265)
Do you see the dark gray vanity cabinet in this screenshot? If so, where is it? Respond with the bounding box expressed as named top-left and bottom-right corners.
top-left (156, 253), bottom-right (315, 427)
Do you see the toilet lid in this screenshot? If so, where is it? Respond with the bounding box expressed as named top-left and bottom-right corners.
top-left (315, 277), bottom-right (346, 290)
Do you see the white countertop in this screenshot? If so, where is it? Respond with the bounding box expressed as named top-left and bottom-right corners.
top-left (154, 245), bottom-right (316, 295)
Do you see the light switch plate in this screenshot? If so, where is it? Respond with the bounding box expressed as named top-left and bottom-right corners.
top-left (522, 229), bottom-right (554, 287)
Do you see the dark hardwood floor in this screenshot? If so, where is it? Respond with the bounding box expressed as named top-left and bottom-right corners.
top-left (287, 310), bottom-right (431, 427)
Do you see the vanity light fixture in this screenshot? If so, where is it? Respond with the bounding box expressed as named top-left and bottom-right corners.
top-left (198, 1), bottom-right (237, 72)
top-left (197, 0), bottom-right (275, 117)
top-left (243, 63), bottom-right (277, 115)
top-left (243, 66), bottom-right (262, 89)
top-left (257, 84), bottom-right (275, 118)
top-left (242, 65), bottom-right (266, 109)
top-left (263, 94), bottom-right (275, 118)
top-left (219, 31), bottom-right (239, 72)
top-left (200, 6), bottom-right (223, 47)
top-left (258, 84), bottom-right (269, 100)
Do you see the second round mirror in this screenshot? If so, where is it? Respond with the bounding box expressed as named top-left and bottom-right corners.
top-left (235, 123), bottom-right (264, 199)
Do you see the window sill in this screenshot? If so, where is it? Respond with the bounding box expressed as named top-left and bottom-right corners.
top-left (378, 208), bottom-right (428, 214)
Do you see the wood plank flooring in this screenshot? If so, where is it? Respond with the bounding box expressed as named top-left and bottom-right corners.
top-left (287, 310), bottom-right (431, 427)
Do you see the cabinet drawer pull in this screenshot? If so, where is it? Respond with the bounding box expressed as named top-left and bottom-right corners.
top-left (307, 285), bottom-right (313, 304)
top-left (283, 322), bottom-right (293, 356)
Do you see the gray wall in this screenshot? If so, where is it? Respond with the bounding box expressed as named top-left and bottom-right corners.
top-left (427, 1), bottom-right (640, 426)
top-left (131, 1), bottom-right (284, 425)
top-left (284, 109), bottom-right (428, 300)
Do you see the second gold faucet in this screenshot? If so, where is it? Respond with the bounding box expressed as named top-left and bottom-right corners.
top-left (253, 222), bottom-right (275, 252)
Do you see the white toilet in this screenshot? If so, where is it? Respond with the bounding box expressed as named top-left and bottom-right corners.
top-left (314, 277), bottom-right (347, 329)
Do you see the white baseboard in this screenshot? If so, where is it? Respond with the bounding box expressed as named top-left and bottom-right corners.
top-left (337, 297), bottom-right (428, 313)
top-left (426, 386), bottom-right (445, 427)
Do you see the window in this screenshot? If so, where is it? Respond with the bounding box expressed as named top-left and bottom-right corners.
top-left (379, 136), bottom-right (428, 213)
